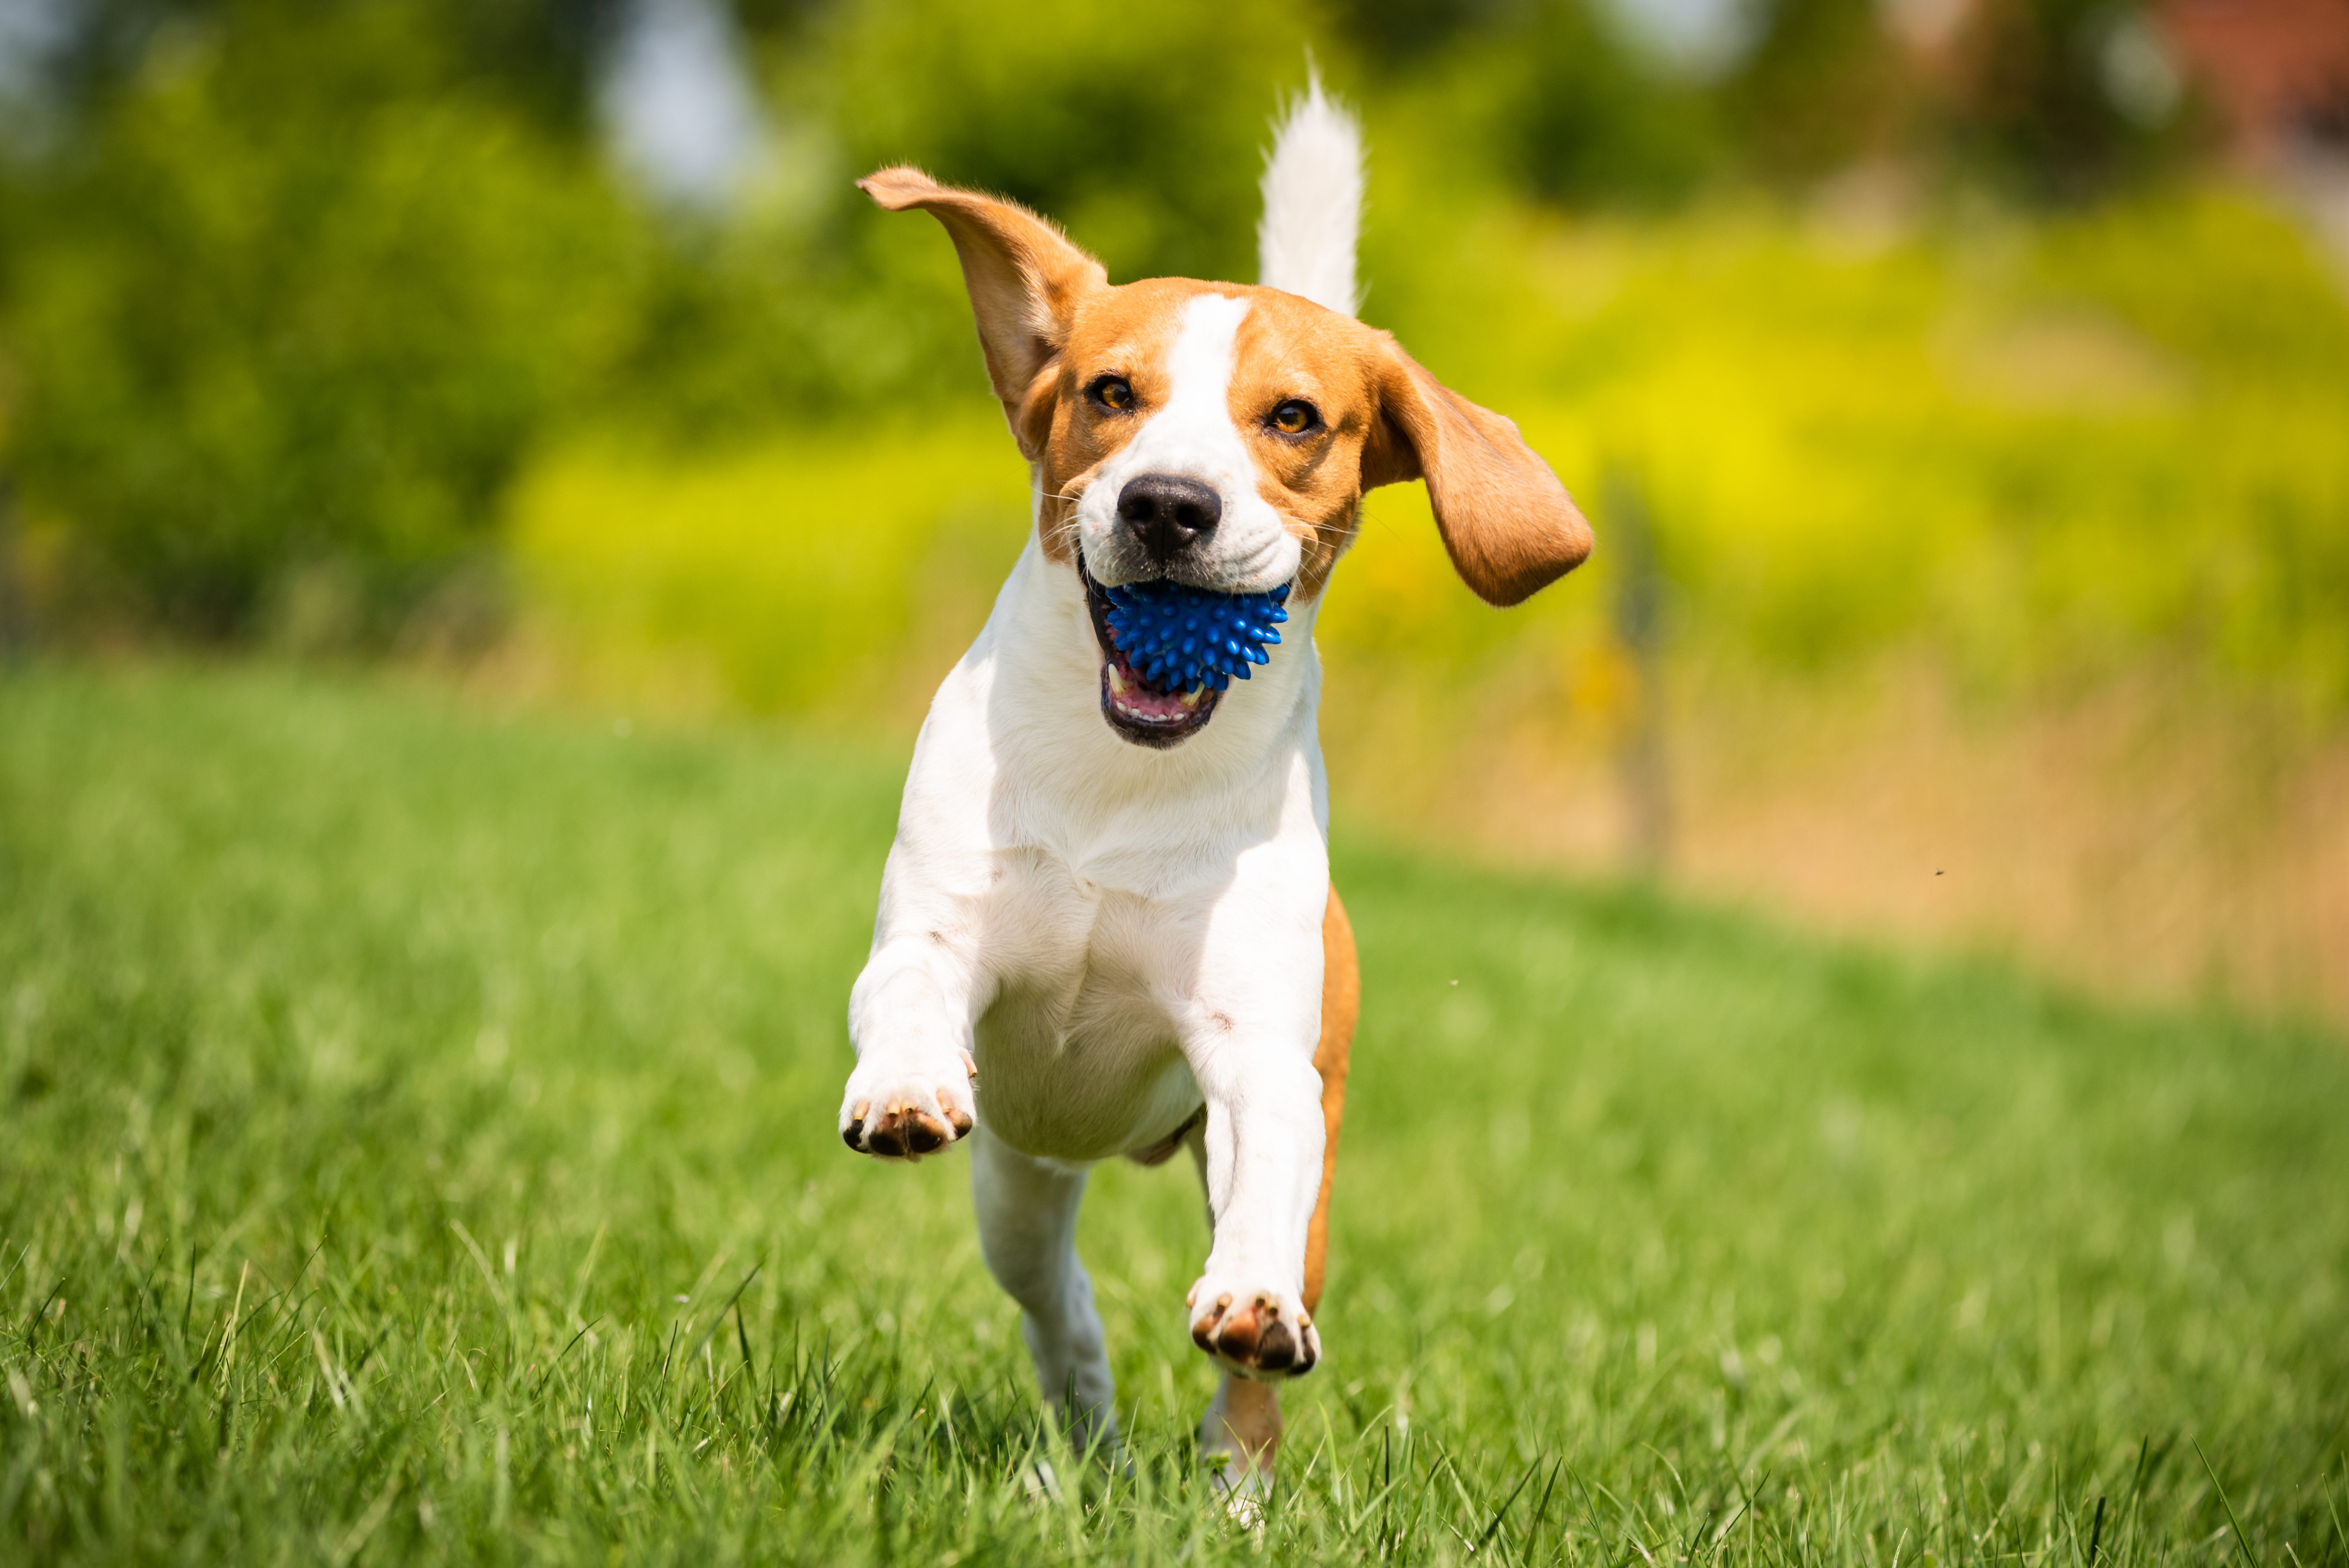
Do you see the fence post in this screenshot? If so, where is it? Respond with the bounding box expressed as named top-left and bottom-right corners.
top-left (1607, 469), bottom-right (1671, 873)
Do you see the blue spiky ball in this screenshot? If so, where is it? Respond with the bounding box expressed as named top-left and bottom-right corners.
top-left (1104, 579), bottom-right (1291, 693)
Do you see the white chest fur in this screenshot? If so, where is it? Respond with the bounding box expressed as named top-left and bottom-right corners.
top-left (850, 536), bottom-right (1333, 1163)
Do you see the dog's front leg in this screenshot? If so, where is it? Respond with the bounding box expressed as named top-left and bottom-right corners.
top-left (840, 926), bottom-right (985, 1160)
top-left (1183, 1026), bottom-right (1327, 1381)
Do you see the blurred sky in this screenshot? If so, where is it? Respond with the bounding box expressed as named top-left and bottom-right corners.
top-left (1596, 0), bottom-right (1756, 77)
top-left (599, 0), bottom-right (768, 210)
top-left (0, 0), bottom-right (71, 147)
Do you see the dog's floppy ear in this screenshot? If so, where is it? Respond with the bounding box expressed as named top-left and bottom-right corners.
top-left (1361, 339), bottom-right (1594, 607)
top-left (859, 167), bottom-right (1107, 457)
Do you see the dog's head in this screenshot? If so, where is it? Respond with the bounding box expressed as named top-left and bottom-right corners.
top-left (860, 165), bottom-right (1591, 748)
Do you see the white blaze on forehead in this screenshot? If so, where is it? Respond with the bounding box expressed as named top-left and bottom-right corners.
top-left (1109, 293), bottom-right (1256, 522)
top-left (1149, 292), bottom-right (1251, 461)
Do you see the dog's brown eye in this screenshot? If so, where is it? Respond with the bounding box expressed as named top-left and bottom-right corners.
top-left (1271, 399), bottom-right (1320, 435)
top-left (1089, 376), bottom-right (1135, 412)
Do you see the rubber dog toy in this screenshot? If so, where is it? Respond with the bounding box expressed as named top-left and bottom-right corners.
top-left (1104, 579), bottom-right (1291, 693)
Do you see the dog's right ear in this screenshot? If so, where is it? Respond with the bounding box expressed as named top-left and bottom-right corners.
top-left (860, 168), bottom-right (1107, 458)
top-left (1361, 339), bottom-right (1594, 607)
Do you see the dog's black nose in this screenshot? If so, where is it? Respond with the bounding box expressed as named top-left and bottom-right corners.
top-left (1117, 474), bottom-right (1221, 563)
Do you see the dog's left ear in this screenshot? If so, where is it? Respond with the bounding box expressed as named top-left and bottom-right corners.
top-left (1361, 339), bottom-right (1594, 607)
top-left (860, 167), bottom-right (1107, 459)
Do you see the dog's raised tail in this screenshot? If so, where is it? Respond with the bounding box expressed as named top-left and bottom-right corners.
top-left (1257, 75), bottom-right (1363, 318)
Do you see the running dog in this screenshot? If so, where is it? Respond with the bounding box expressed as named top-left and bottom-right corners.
top-left (839, 84), bottom-right (1591, 1486)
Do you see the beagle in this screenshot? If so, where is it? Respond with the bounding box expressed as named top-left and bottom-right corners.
top-left (838, 85), bottom-right (1591, 1487)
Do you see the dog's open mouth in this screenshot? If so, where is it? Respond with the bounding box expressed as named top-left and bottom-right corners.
top-left (1081, 561), bottom-right (1221, 747)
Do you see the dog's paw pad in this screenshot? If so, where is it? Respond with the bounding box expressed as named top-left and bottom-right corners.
top-left (1187, 1282), bottom-right (1319, 1380)
top-left (838, 1062), bottom-right (976, 1162)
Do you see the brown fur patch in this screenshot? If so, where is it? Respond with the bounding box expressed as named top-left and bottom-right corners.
top-left (1363, 345), bottom-right (1595, 604)
top-left (856, 167), bottom-right (1106, 499)
top-left (1031, 279), bottom-right (1191, 563)
top-left (1304, 887), bottom-right (1359, 1313)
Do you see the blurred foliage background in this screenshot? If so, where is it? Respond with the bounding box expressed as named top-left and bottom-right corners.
top-left (2, 0), bottom-right (2345, 1014)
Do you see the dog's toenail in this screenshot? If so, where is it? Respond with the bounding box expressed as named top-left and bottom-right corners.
top-left (1215, 1293), bottom-right (1233, 1310)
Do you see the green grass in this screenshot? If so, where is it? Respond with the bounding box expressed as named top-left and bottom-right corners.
top-left (2, 662), bottom-right (2344, 1565)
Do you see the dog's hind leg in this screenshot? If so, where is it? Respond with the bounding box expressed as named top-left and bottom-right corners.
top-left (970, 1125), bottom-right (1119, 1454)
top-left (1197, 888), bottom-right (1360, 1492)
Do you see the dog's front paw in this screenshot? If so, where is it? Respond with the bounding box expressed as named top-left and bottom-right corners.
top-left (839, 1051), bottom-right (976, 1160)
top-left (1187, 1277), bottom-right (1320, 1380)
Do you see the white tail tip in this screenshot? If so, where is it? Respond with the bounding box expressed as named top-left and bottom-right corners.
top-left (1257, 75), bottom-right (1363, 317)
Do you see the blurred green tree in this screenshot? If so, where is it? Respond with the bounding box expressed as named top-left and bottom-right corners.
top-left (1724, 0), bottom-right (1909, 178)
top-left (0, 0), bottom-right (2227, 648)
top-left (1475, 0), bottom-right (1726, 204)
top-left (1939, 0), bottom-right (2203, 198)
top-left (801, 0), bottom-right (1319, 284)
top-left (0, 0), bottom-right (636, 638)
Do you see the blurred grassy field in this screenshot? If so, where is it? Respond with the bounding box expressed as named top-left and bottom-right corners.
top-left (3, 662), bottom-right (2343, 1564)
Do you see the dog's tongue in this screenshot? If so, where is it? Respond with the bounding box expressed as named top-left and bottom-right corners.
top-left (1107, 664), bottom-right (1201, 721)
top-left (1103, 638), bottom-right (1205, 722)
